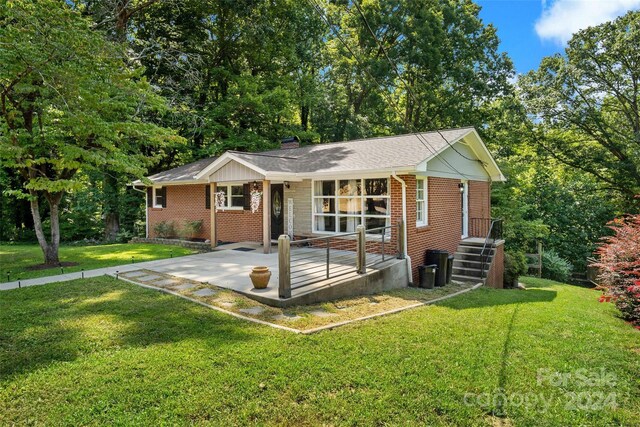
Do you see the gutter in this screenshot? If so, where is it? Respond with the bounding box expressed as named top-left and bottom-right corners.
top-left (131, 185), bottom-right (149, 238)
top-left (391, 172), bottom-right (413, 285)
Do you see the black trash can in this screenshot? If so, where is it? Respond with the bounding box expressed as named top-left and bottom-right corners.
top-left (418, 265), bottom-right (437, 289)
top-left (425, 249), bottom-right (449, 287)
top-left (446, 255), bottom-right (455, 284)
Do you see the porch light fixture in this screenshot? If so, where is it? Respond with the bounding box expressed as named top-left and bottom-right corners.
top-left (458, 183), bottom-right (465, 193)
top-left (284, 181), bottom-right (290, 189)
top-left (252, 181), bottom-right (258, 191)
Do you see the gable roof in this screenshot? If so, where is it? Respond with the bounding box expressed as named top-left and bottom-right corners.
top-left (223, 127), bottom-right (472, 176)
top-left (138, 127), bottom-right (505, 185)
top-left (133, 156), bottom-right (217, 185)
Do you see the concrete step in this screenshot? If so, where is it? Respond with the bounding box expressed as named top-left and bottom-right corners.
top-left (459, 239), bottom-right (493, 248)
top-left (451, 273), bottom-right (484, 284)
top-left (452, 259), bottom-right (490, 270)
top-left (456, 245), bottom-right (495, 255)
top-left (452, 266), bottom-right (484, 277)
top-left (454, 250), bottom-right (494, 261)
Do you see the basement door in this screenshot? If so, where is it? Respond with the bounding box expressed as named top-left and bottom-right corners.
top-left (271, 184), bottom-right (284, 240)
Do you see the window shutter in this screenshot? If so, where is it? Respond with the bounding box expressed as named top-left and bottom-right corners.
top-left (147, 188), bottom-right (152, 207)
top-left (161, 187), bottom-right (167, 208)
top-left (243, 183), bottom-right (251, 210)
top-left (205, 185), bottom-right (211, 210)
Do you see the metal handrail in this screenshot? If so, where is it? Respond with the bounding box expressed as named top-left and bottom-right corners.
top-left (288, 224), bottom-right (397, 290)
top-left (480, 218), bottom-right (503, 279)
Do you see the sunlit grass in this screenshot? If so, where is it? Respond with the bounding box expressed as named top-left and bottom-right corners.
top-left (0, 276), bottom-right (638, 425)
top-left (0, 243), bottom-right (197, 281)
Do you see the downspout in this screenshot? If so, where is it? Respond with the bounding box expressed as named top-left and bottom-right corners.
top-left (131, 185), bottom-right (148, 238)
top-left (391, 173), bottom-right (413, 285)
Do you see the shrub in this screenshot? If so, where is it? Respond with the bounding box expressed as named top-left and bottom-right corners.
top-left (114, 230), bottom-right (135, 244)
top-left (593, 214), bottom-right (640, 328)
top-left (504, 251), bottom-right (527, 288)
top-left (153, 220), bottom-right (177, 238)
top-left (541, 250), bottom-right (573, 283)
top-left (179, 220), bottom-right (203, 240)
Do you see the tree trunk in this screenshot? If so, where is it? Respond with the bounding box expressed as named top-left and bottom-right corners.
top-left (301, 105), bottom-right (309, 131)
top-left (29, 191), bottom-right (60, 265)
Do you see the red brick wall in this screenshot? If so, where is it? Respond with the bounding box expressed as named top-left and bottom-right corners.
top-left (216, 182), bottom-right (263, 243)
top-left (393, 176), bottom-right (491, 283)
top-left (148, 182), bottom-right (264, 244)
top-left (486, 242), bottom-right (504, 289)
top-left (469, 180), bottom-right (490, 222)
top-left (148, 184), bottom-right (211, 240)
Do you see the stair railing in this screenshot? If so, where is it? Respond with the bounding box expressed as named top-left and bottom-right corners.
top-left (480, 219), bottom-right (503, 279)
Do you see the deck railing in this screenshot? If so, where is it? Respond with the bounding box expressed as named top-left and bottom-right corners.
top-left (470, 217), bottom-right (504, 240)
top-left (278, 221), bottom-right (404, 299)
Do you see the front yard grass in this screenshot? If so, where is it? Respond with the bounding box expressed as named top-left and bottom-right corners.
top-left (0, 243), bottom-right (197, 281)
top-left (118, 268), bottom-right (476, 331)
top-left (0, 276), bottom-right (638, 426)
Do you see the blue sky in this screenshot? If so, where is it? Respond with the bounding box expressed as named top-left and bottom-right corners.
top-left (476, 0), bottom-right (640, 74)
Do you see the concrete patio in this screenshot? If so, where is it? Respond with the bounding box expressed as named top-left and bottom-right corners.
top-left (2, 242), bottom-right (407, 306)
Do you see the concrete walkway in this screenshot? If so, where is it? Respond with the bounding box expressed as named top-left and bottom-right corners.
top-left (0, 249), bottom-right (278, 292)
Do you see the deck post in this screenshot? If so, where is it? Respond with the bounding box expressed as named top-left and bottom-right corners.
top-left (356, 225), bottom-right (366, 274)
top-left (278, 235), bottom-right (291, 299)
top-left (397, 220), bottom-right (405, 259)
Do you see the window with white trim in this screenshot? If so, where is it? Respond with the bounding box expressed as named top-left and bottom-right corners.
top-left (312, 178), bottom-right (390, 234)
top-left (218, 184), bottom-right (244, 209)
top-left (153, 187), bottom-right (165, 208)
top-left (416, 178), bottom-right (427, 226)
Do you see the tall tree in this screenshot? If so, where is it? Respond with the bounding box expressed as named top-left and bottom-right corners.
top-left (0, 0), bottom-right (181, 264)
top-left (519, 10), bottom-right (640, 206)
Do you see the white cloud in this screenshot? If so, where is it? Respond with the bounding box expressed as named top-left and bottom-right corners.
top-left (535, 0), bottom-right (640, 44)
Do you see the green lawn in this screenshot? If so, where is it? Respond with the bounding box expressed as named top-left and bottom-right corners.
top-left (0, 277), bottom-right (638, 426)
top-left (0, 243), bottom-right (197, 281)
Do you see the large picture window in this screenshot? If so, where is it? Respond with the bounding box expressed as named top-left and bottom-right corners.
top-left (313, 178), bottom-right (390, 234)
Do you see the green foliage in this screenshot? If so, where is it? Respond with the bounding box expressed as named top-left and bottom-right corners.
top-left (0, 0), bottom-right (183, 262)
top-left (542, 250), bottom-right (573, 283)
top-left (519, 10), bottom-right (640, 206)
top-left (179, 220), bottom-right (204, 240)
top-left (153, 221), bottom-right (177, 239)
top-left (503, 250), bottom-right (528, 288)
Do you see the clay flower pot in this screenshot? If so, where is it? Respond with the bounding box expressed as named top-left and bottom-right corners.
top-left (250, 266), bottom-right (271, 289)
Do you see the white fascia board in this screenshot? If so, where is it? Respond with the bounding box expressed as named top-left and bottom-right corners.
top-left (414, 170), bottom-right (490, 181)
top-left (295, 168), bottom-right (414, 180)
top-left (263, 173), bottom-right (302, 182)
top-left (139, 179), bottom-right (206, 187)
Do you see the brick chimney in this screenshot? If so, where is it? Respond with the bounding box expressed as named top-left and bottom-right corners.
top-left (280, 136), bottom-right (300, 150)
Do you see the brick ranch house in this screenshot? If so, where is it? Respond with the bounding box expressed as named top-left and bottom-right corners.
top-left (134, 127), bottom-right (506, 287)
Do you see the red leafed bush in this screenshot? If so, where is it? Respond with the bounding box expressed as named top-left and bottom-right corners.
top-left (592, 214), bottom-right (640, 328)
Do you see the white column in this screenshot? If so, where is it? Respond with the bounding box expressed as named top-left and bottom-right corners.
top-left (262, 180), bottom-right (271, 253)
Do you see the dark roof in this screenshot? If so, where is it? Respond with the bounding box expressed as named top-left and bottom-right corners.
top-left (140, 156), bottom-right (217, 184)
top-left (138, 127), bottom-right (480, 184)
top-left (227, 128), bottom-right (474, 174)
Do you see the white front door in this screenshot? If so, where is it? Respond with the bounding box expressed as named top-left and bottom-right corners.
top-left (461, 180), bottom-right (469, 238)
